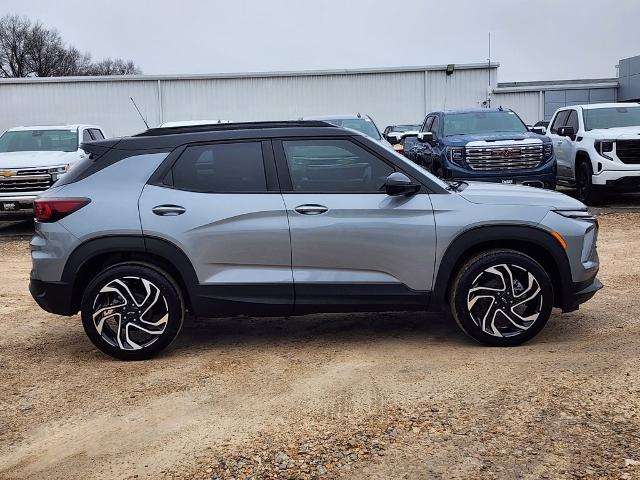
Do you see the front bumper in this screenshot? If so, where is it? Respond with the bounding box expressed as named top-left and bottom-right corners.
top-left (591, 169), bottom-right (640, 187)
top-left (29, 278), bottom-right (77, 316)
top-left (561, 277), bottom-right (603, 313)
top-left (0, 195), bottom-right (36, 218)
top-left (449, 171), bottom-right (557, 189)
top-left (443, 158), bottom-right (557, 189)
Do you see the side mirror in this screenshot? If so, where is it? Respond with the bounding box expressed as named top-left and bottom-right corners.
top-left (530, 126), bottom-right (546, 135)
top-left (384, 172), bottom-right (421, 196)
top-left (417, 131), bottom-right (434, 143)
top-left (386, 133), bottom-right (401, 144)
top-left (557, 126), bottom-right (575, 138)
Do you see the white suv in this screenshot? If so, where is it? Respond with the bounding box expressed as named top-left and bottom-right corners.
top-left (0, 124), bottom-right (106, 218)
top-left (547, 103), bottom-right (640, 204)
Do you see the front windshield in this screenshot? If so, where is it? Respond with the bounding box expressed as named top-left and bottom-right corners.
top-left (0, 130), bottom-right (78, 153)
top-left (444, 111), bottom-right (528, 136)
top-left (326, 118), bottom-right (381, 140)
top-left (584, 107), bottom-right (640, 130)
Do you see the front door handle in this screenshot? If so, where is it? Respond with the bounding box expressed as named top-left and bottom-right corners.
top-left (294, 204), bottom-right (329, 215)
top-left (152, 205), bottom-right (186, 216)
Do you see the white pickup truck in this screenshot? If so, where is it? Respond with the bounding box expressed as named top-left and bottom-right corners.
top-left (547, 103), bottom-right (640, 204)
top-left (0, 124), bottom-right (106, 219)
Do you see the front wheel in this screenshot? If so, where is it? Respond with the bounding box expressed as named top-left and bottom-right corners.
top-left (81, 263), bottom-right (184, 360)
top-left (449, 250), bottom-right (554, 346)
top-left (575, 160), bottom-right (601, 205)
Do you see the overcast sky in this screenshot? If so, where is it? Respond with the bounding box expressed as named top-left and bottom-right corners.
top-left (3, 0), bottom-right (639, 82)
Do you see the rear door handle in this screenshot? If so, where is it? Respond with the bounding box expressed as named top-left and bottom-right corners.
top-left (152, 205), bottom-right (186, 216)
top-left (294, 204), bottom-right (328, 215)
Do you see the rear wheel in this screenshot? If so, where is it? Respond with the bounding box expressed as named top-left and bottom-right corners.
top-left (449, 249), bottom-right (554, 346)
top-left (81, 263), bottom-right (184, 360)
top-left (575, 160), bottom-right (601, 205)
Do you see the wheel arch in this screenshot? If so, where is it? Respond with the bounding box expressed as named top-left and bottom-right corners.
top-left (62, 235), bottom-right (199, 315)
top-left (432, 225), bottom-right (572, 309)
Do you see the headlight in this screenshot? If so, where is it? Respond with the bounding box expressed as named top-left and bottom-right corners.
top-left (594, 140), bottom-right (614, 160)
top-left (543, 143), bottom-right (553, 160)
top-left (447, 147), bottom-right (465, 167)
top-left (48, 164), bottom-right (69, 182)
top-left (554, 209), bottom-right (598, 224)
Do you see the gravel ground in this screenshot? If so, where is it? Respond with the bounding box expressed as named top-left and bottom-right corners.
top-left (0, 213), bottom-right (639, 480)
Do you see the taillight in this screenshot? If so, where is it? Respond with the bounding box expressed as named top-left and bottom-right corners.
top-left (34, 198), bottom-right (91, 223)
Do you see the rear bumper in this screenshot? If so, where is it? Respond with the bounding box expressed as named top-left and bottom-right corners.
top-left (29, 278), bottom-right (77, 316)
top-left (561, 277), bottom-right (603, 313)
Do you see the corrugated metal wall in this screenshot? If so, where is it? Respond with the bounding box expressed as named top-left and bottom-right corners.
top-left (492, 91), bottom-right (542, 124)
top-left (0, 66), bottom-right (497, 137)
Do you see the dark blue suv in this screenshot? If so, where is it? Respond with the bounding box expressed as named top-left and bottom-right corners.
top-left (411, 108), bottom-right (556, 189)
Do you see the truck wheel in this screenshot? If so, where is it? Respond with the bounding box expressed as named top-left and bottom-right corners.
top-left (575, 160), bottom-right (602, 205)
top-left (81, 263), bottom-right (184, 360)
top-left (433, 165), bottom-right (444, 178)
top-left (449, 249), bottom-right (554, 347)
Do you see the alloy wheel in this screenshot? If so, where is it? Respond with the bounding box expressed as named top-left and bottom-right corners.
top-left (466, 264), bottom-right (543, 338)
top-left (92, 276), bottom-right (169, 351)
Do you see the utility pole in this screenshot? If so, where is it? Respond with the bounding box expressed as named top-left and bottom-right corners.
top-left (487, 32), bottom-right (492, 108)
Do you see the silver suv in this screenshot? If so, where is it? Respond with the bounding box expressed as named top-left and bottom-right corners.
top-left (29, 121), bottom-right (602, 360)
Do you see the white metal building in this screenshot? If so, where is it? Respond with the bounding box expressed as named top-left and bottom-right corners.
top-left (0, 60), bottom-right (627, 137)
top-left (0, 63), bottom-right (498, 137)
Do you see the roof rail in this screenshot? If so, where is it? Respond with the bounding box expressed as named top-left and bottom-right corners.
top-left (134, 120), bottom-right (335, 137)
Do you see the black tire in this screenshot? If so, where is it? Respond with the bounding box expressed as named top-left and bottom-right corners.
top-left (81, 263), bottom-right (184, 360)
top-left (449, 249), bottom-right (554, 347)
top-left (575, 160), bottom-right (602, 206)
top-left (433, 164), bottom-right (444, 178)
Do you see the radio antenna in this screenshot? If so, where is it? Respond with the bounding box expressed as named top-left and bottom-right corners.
top-left (130, 97), bottom-right (149, 129)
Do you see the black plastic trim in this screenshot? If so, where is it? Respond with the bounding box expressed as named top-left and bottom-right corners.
top-left (293, 283), bottom-right (430, 314)
top-left (29, 278), bottom-right (75, 316)
top-left (430, 225), bottom-right (574, 310)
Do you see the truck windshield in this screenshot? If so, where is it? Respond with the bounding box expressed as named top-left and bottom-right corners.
top-left (444, 111), bottom-right (528, 136)
top-left (583, 107), bottom-right (640, 130)
top-left (324, 118), bottom-right (382, 140)
top-left (0, 130), bottom-right (78, 153)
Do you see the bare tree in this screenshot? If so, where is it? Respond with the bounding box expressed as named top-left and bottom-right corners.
top-left (0, 13), bottom-right (141, 77)
top-left (86, 58), bottom-right (141, 76)
top-left (0, 14), bottom-right (31, 77)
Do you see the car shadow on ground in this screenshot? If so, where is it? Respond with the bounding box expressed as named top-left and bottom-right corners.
top-left (171, 311), bottom-right (474, 351)
top-left (0, 220), bottom-right (34, 238)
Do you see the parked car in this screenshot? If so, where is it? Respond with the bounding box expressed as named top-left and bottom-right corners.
top-left (546, 103), bottom-right (640, 205)
top-left (392, 131), bottom-right (420, 158)
top-left (158, 120), bottom-right (231, 128)
top-left (384, 124), bottom-right (421, 144)
top-left (29, 120), bottom-right (601, 360)
top-left (0, 125), bottom-right (106, 219)
top-left (533, 120), bottom-right (550, 135)
top-left (409, 108), bottom-right (556, 189)
top-left (302, 114), bottom-right (394, 149)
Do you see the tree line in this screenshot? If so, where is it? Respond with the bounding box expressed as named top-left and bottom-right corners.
top-left (0, 14), bottom-right (141, 77)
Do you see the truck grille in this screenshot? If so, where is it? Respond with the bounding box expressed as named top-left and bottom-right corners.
top-left (0, 172), bottom-right (53, 193)
top-left (616, 140), bottom-right (640, 164)
top-left (465, 144), bottom-right (544, 171)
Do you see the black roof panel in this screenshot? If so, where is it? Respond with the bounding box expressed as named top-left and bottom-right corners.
top-left (111, 121), bottom-right (351, 150)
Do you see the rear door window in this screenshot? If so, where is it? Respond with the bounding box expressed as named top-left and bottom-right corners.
top-left (172, 142), bottom-right (267, 193)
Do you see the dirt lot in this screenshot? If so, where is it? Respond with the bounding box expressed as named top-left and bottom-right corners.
top-left (1, 213), bottom-right (639, 480)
